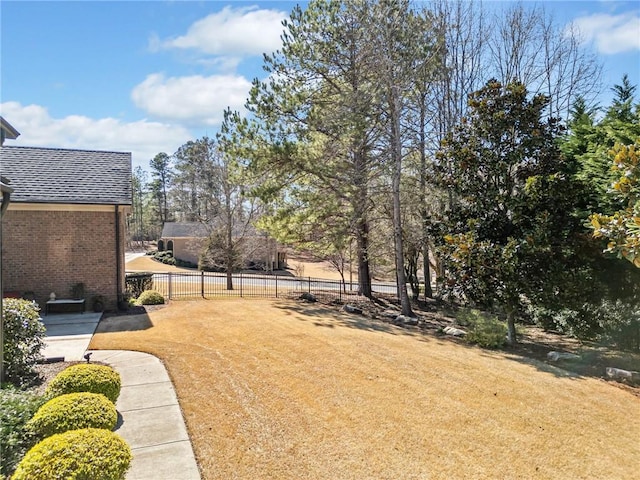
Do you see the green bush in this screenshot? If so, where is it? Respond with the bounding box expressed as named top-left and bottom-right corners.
top-left (26, 392), bottom-right (117, 440)
top-left (2, 298), bottom-right (46, 386)
top-left (125, 272), bottom-right (154, 298)
top-left (457, 308), bottom-right (508, 349)
top-left (0, 387), bottom-right (45, 478)
top-left (136, 290), bottom-right (165, 305)
top-left (12, 428), bottom-right (132, 480)
top-left (153, 250), bottom-right (176, 265)
top-left (45, 364), bottom-right (121, 403)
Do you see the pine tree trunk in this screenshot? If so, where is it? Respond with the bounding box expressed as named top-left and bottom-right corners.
top-left (355, 218), bottom-right (372, 298)
top-left (390, 86), bottom-right (413, 317)
top-left (353, 148), bottom-right (373, 299)
top-left (419, 92), bottom-right (433, 300)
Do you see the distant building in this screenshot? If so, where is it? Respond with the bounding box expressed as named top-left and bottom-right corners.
top-left (159, 222), bottom-right (209, 266)
top-left (160, 221), bottom-right (286, 271)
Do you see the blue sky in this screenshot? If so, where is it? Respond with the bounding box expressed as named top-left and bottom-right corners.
top-left (1, 1), bottom-right (639, 171)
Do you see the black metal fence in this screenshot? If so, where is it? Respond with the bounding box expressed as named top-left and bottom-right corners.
top-left (127, 271), bottom-right (398, 303)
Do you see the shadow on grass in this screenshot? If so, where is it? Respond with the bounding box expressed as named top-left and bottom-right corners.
top-left (475, 332), bottom-right (640, 394)
top-left (271, 299), bottom-right (428, 338)
top-left (273, 297), bottom-right (639, 393)
top-left (95, 312), bottom-right (153, 333)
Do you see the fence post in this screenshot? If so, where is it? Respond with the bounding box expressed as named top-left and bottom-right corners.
top-left (308, 276), bottom-right (311, 293)
top-left (275, 274), bottom-right (278, 298)
top-left (168, 272), bottom-right (172, 300)
top-left (201, 271), bottom-right (205, 298)
top-left (240, 273), bottom-right (243, 298)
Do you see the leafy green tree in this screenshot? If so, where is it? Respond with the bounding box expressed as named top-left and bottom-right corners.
top-left (564, 75), bottom-right (640, 216)
top-left (591, 140), bottom-right (640, 265)
top-left (542, 78), bottom-right (640, 342)
top-left (436, 80), bottom-right (574, 344)
top-left (609, 74), bottom-right (637, 123)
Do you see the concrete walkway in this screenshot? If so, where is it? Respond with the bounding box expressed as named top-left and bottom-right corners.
top-left (89, 351), bottom-right (201, 480)
top-left (41, 314), bottom-right (200, 479)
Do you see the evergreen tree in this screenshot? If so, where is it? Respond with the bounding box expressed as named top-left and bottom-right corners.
top-left (435, 80), bottom-right (574, 344)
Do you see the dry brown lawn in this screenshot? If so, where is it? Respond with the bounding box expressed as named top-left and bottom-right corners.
top-left (125, 255), bottom-right (195, 273)
top-left (90, 299), bottom-right (640, 480)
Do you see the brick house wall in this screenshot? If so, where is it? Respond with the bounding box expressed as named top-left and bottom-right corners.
top-left (1, 205), bottom-right (126, 311)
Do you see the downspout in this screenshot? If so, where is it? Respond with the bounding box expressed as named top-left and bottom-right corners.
top-left (115, 205), bottom-right (122, 309)
top-left (1, 177), bottom-right (14, 383)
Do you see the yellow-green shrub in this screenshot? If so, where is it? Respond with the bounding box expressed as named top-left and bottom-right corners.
top-left (136, 289), bottom-right (165, 305)
top-left (46, 364), bottom-right (121, 403)
top-left (457, 308), bottom-right (509, 349)
top-left (12, 428), bottom-right (131, 480)
top-left (26, 392), bottom-right (117, 440)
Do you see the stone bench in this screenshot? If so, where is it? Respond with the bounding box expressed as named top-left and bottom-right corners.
top-left (45, 298), bottom-right (85, 315)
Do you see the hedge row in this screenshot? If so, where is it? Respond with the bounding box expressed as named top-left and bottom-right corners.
top-left (11, 363), bottom-right (131, 480)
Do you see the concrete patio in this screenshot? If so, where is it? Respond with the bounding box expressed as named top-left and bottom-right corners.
top-left (41, 312), bottom-right (102, 361)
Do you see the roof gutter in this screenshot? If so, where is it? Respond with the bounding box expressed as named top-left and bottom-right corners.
top-left (1, 176), bottom-right (13, 216)
top-left (115, 205), bottom-right (122, 309)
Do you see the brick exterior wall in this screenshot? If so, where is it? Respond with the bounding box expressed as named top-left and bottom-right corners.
top-left (1, 207), bottom-right (126, 312)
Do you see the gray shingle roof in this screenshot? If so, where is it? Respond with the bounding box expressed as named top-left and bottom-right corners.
top-left (0, 146), bottom-right (132, 205)
top-left (161, 222), bottom-right (209, 238)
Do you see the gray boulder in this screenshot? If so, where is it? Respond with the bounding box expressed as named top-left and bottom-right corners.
top-left (395, 315), bottom-right (419, 326)
top-left (605, 367), bottom-right (640, 385)
top-left (546, 351), bottom-right (581, 362)
top-left (443, 326), bottom-right (466, 337)
top-left (343, 304), bottom-right (363, 315)
top-left (299, 292), bottom-right (317, 302)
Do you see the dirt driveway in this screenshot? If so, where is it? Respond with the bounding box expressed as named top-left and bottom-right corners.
top-left (90, 299), bottom-right (639, 480)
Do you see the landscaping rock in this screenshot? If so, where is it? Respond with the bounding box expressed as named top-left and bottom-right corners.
top-left (343, 304), bottom-right (363, 315)
top-left (394, 315), bottom-right (418, 326)
top-left (605, 367), bottom-right (640, 385)
top-left (299, 292), bottom-right (317, 302)
top-left (381, 309), bottom-right (401, 319)
top-left (546, 351), bottom-right (581, 362)
top-left (443, 326), bottom-right (466, 337)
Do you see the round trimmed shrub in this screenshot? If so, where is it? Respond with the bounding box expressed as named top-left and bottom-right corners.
top-left (45, 364), bottom-right (121, 403)
top-left (136, 290), bottom-right (165, 305)
top-left (12, 428), bottom-right (132, 480)
top-left (26, 392), bottom-right (117, 440)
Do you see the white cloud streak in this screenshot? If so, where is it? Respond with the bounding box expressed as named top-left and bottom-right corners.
top-left (0, 102), bottom-right (191, 169)
top-left (160, 6), bottom-right (286, 57)
top-left (131, 73), bottom-right (251, 126)
top-left (571, 11), bottom-right (640, 54)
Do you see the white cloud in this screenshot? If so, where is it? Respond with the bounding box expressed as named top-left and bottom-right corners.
top-left (0, 101), bottom-right (191, 169)
top-left (130, 73), bottom-right (251, 125)
top-left (571, 11), bottom-right (640, 54)
top-left (160, 6), bottom-right (286, 57)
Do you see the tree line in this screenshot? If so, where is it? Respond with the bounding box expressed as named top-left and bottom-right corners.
top-left (131, 0), bottom-right (640, 346)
